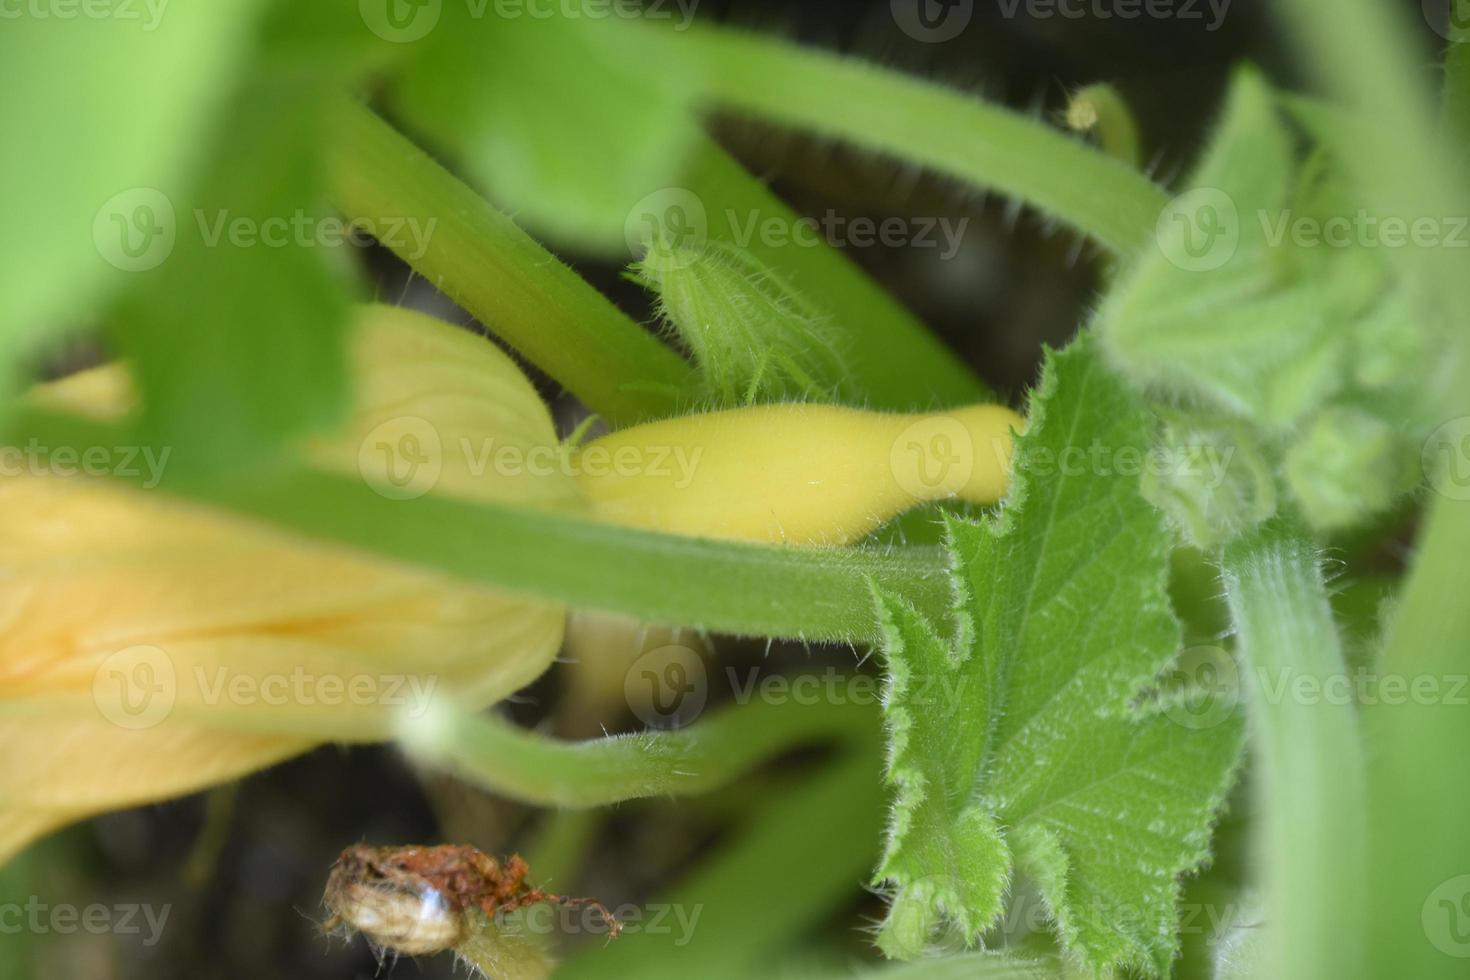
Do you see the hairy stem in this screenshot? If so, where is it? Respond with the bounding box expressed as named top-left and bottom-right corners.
top-left (11, 407), bottom-right (950, 642)
top-left (676, 26), bottom-right (1167, 256)
top-left (1220, 523), bottom-right (1366, 980)
top-left (399, 697), bottom-right (873, 808)
top-left (329, 101), bottom-right (696, 426)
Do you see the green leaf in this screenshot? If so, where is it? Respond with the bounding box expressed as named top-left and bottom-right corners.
top-left (397, 12), bottom-right (700, 249)
top-left (1100, 69), bottom-right (1438, 535)
top-left (328, 101), bottom-right (695, 426)
top-left (872, 337), bottom-right (1244, 975)
top-left (1098, 68), bottom-right (1315, 427)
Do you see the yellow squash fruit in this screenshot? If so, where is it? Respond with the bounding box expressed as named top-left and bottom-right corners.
top-left (577, 403), bottom-right (1020, 545)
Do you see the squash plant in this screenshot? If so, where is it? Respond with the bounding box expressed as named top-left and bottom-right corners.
top-left (1, 2), bottom-right (1468, 979)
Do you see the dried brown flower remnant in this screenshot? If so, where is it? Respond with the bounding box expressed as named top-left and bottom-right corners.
top-left (323, 843), bottom-right (620, 956)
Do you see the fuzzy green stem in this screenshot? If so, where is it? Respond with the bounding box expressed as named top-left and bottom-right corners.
top-left (1220, 523), bottom-right (1366, 980)
top-left (9, 408), bottom-right (950, 642)
top-left (329, 101), bottom-right (696, 426)
top-left (675, 26), bottom-right (1167, 256)
top-left (1273, 3), bottom-right (1470, 975)
top-left (399, 697), bottom-right (872, 808)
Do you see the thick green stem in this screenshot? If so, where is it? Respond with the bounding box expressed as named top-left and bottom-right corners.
top-left (329, 101), bottom-right (696, 426)
top-left (1366, 494), bottom-right (1470, 978)
top-left (400, 698), bottom-right (872, 808)
top-left (9, 410), bottom-right (949, 642)
top-left (1220, 524), bottom-right (1366, 980)
top-left (1273, 3), bottom-right (1470, 975)
top-left (676, 26), bottom-right (1167, 257)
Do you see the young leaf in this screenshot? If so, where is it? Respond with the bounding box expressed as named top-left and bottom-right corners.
top-left (873, 336), bottom-right (1244, 975)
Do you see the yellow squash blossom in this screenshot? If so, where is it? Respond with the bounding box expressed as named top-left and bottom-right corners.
top-left (0, 303), bottom-right (1020, 863)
